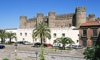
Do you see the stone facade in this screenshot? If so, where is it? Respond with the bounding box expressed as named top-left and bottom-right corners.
top-left (19, 6), bottom-right (100, 29)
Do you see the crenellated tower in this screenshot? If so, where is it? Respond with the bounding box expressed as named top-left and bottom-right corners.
top-left (75, 6), bottom-right (86, 27)
top-left (48, 11), bottom-right (56, 28)
top-left (36, 13), bottom-right (44, 26)
top-left (88, 14), bottom-right (95, 21)
top-left (20, 16), bottom-right (27, 28)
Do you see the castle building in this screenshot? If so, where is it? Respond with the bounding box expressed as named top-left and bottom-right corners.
top-left (1, 6), bottom-right (100, 46)
top-left (19, 6), bottom-right (100, 46)
top-left (20, 6), bottom-right (87, 28)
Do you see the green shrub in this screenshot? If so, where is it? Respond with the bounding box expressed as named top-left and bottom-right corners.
top-left (2, 58), bottom-right (9, 60)
top-left (16, 59), bottom-right (22, 60)
top-left (83, 45), bottom-right (100, 60)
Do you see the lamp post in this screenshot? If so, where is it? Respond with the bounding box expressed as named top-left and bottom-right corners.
top-left (14, 42), bottom-right (18, 59)
top-left (35, 50), bottom-right (38, 60)
top-left (15, 42), bottom-right (18, 50)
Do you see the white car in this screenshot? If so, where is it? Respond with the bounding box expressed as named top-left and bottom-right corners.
top-left (24, 42), bottom-right (33, 45)
top-left (73, 45), bottom-right (83, 49)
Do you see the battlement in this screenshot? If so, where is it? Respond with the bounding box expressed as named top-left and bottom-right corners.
top-left (28, 18), bottom-right (36, 22)
top-left (48, 11), bottom-right (56, 16)
top-left (88, 14), bottom-right (95, 18)
top-left (20, 16), bottom-right (27, 19)
top-left (76, 6), bottom-right (86, 12)
top-left (96, 17), bottom-right (100, 21)
top-left (37, 13), bottom-right (44, 17)
top-left (56, 13), bottom-right (74, 20)
top-left (82, 6), bottom-right (86, 11)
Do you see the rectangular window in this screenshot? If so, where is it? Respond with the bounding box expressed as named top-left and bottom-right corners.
top-left (83, 30), bottom-right (87, 36)
top-left (93, 29), bottom-right (98, 36)
top-left (83, 40), bottom-right (87, 47)
top-left (53, 33), bottom-right (56, 38)
top-left (92, 40), bottom-right (96, 46)
top-left (62, 33), bottom-right (65, 37)
top-left (68, 24), bottom-right (72, 27)
top-left (20, 33), bottom-right (22, 36)
top-left (23, 38), bottom-right (25, 40)
top-left (25, 33), bottom-right (27, 36)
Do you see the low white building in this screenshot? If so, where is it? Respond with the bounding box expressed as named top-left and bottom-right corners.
top-left (4, 26), bottom-right (79, 45)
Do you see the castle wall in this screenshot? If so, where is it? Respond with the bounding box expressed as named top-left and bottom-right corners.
top-left (54, 19), bottom-right (72, 28)
top-left (26, 18), bottom-right (36, 28)
top-left (20, 6), bottom-right (89, 29)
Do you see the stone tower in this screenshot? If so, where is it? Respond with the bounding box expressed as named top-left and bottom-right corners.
top-left (48, 12), bottom-right (56, 28)
top-left (88, 14), bottom-right (95, 21)
top-left (20, 16), bottom-right (27, 28)
top-left (36, 13), bottom-right (44, 26)
top-left (75, 6), bottom-right (86, 27)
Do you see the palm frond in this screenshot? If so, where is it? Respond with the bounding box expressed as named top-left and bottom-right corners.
top-left (32, 22), bottom-right (51, 44)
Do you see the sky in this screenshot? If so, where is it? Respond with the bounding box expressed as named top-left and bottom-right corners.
top-left (0, 0), bottom-right (100, 29)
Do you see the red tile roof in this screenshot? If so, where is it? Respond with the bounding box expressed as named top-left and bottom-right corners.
top-left (80, 20), bottom-right (100, 26)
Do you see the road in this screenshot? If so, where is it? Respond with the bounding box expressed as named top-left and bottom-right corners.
top-left (0, 44), bottom-right (86, 60)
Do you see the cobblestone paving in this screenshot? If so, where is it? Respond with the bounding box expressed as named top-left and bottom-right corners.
top-left (0, 44), bottom-right (86, 60)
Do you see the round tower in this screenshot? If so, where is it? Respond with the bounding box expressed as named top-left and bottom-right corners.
top-left (75, 6), bottom-right (86, 27)
top-left (20, 16), bottom-right (27, 28)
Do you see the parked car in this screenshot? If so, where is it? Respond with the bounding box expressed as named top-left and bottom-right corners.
top-left (24, 42), bottom-right (33, 45)
top-left (53, 43), bottom-right (61, 47)
top-left (67, 45), bottom-right (76, 48)
top-left (33, 43), bottom-right (52, 47)
top-left (16, 41), bottom-right (24, 44)
top-left (33, 42), bottom-right (42, 47)
top-left (16, 41), bottom-right (31, 45)
top-left (0, 45), bottom-right (5, 49)
top-left (44, 44), bottom-right (52, 47)
top-left (73, 45), bottom-right (83, 49)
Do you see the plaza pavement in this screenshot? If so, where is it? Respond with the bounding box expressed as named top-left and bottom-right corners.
top-left (0, 44), bottom-right (86, 60)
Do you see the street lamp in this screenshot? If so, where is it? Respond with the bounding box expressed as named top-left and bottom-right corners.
top-left (15, 42), bottom-right (18, 50)
top-left (35, 50), bottom-right (38, 60)
top-left (14, 42), bottom-right (18, 59)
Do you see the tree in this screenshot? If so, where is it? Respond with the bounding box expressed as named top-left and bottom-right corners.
top-left (0, 30), bottom-right (7, 44)
top-left (83, 46), bottom-right (100, 60)
top-left (6, 32), bottom-right (16, 44)
top-left (93, 32), bottom-right (100, 60)
top-left (83, 32), bottom-right (100, 60)
top-left (83, 46), bottom-right (95, 60)
top-left (54, 37), bottom-right (75, 50)
top-left (32, 22), bottom-right (51, 44)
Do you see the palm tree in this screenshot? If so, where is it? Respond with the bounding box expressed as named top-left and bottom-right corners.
top-left (54, 37), bottom-right (75, 50)
top-left (0, 30), bottom-right (7, 44)
top-left (6, 32), bottom-right (16, 44)
top-left (32, 22), bottom-right (51, 44)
